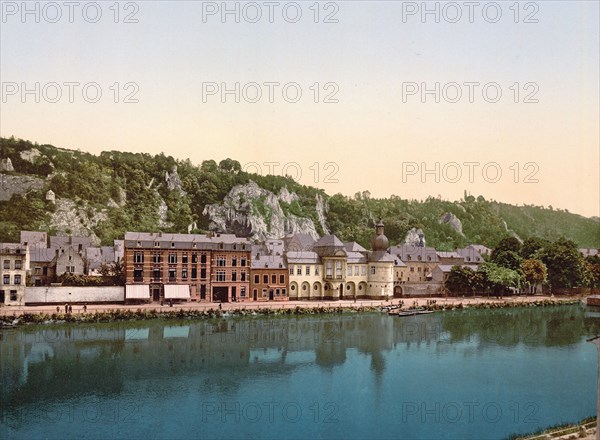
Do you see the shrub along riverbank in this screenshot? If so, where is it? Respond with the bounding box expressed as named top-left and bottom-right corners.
top-left (0, 299), bottom-right (584, 328)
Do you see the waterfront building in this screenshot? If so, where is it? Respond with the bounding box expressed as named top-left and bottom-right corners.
top-left (287, 221), bottom-right (394, 300)
top-left (388, 244), bottom-right (439, 283)
top-left (250, 253), bottom-right (288, 301)
top-left (123, 232), bottom-right (252, 303)
top-left (0, 242), bottom-right (29, 306)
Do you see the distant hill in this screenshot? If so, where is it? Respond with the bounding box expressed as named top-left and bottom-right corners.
top-left (1, 136), bottom-right (598, 249)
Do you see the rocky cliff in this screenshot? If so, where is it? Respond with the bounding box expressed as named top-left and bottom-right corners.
top-left (203, 181), bottom-right (320, 241)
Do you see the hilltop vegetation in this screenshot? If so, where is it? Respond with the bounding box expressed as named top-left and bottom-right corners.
top-left (1, 136), bottom-right (598, 250)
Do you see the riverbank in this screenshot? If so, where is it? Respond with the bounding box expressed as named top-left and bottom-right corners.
top-left (510, 416), bottom-right (597, 440)
top-left (0, 295), bottom-right (585, 327)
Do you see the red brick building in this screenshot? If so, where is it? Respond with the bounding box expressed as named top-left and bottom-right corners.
top-left (124, 232), bottom-right (251, 303)
top-left (250, 254), bottom-right (288, 302)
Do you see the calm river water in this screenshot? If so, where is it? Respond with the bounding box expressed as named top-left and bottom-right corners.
top-left (1, 305), bottom-right (599, 439)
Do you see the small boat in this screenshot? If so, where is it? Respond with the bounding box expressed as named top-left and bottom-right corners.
top-left (390, 308), bottom-right (434, 317)
top-left (587, 295), bottom-right (600, 306)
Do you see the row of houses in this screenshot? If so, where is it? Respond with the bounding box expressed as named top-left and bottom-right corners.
top-left (121, 222), bottom-right (491, 304)
top-left (2, 225), bottom-right (597, 306)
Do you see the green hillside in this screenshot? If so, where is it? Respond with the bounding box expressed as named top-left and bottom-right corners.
top-left (1, 136), bottom-right (598, 249)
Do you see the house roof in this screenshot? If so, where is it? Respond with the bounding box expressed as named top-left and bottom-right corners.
top-left (456, 247), bottom-right (484, 262)
top-left (251, 254), bottom-right (287, 269)
top-left (369, 251), bottom-right (396, 262)
top-left (124, 232), bottom-right (251, 250)
top-left (344, 242), bottom-right (367, 253)
top-left (346, 251), bottom-right (367, 263)
top-left (314, 235), bottom-right (345, 248)
top-left (388, 245), bottom-right (439, 262)
top-left (435, 264), bottom-right (479, 273)
top-left (29, 247), bottom-right (56, 263)
top-left (284, 233), bottom-right (316, 251)
top-left (286, 251), bottom-right (320, 264)
top-left (436, 251), bottom-right (462, 259)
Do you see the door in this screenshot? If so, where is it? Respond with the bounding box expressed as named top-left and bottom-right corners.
top-left (231, 287), bottom-right (236, 302)
top-left (269, 289), bottom-right (274, 300)
top-left (253, 289), bottom-right (257, 301)
top-left (0, 290), bottom-right (4, 304)
top-left (153, 288), bottom-right (160, 301)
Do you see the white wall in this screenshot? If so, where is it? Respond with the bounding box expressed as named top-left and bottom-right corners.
top-left (25, 286), bottom-right (124, 304)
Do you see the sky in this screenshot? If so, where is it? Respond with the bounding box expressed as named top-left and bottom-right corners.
top-left (1, 1), bottom-right (598, 218)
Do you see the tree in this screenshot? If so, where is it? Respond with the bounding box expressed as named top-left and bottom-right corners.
top-left (445, 266), bottom-right (477, 296)
top-left (521, 259), bottom-right (547, 294)
top-left (478, 262), bottom-right (521, 297)
top-left (492, 250), bottom-right (522, 271)
top-left (520, 237), bottom-right (551, 259)
top-left (492, 237), bottom-right (521, 258)
top-left (536, 238), bottom-right (586, 290)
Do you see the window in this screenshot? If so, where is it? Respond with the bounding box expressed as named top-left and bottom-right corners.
top-left (347, 266), bottom-right (352, 276)
top-left (68, 256), bottom-right (72, 261)
top-left (171, 242), bottom-right (175, 248)
top-left (354, 266), bottom-right (359, 276)
top-left (279, 274), bottom-right (284, 284)
top-left (153, 269), bottom-right (161, 280)
top-left (168, 254), bottom-right (177, 264)
top-left (200, 268), bottom-right (206, 279)
top-left (370, 266), bottom-right (376, 275)
top-left (182, 268), bottom-right (188, 279)
top-left (262, 288), bottom-right (267, 297)
top-left (282, 288), bottom-right (287, 296)
top-left (134, 252), bottom-right (144, 263)
top-left (154, 241), bottom-right (160, 247)
top-left (417, 267), bottom-right (421, 272)
top-left (254, 274), bottom-right (260, 284)
top-left (305, 266), bottom-right (310, 275)
top-left (192, 268), bottom-right (198, 279)
top-left (200, 284), bottom-right (206, 300)
top-left (253, 288), bottom-right (257, 298)
top-left (336, 261), bottom-right (342, 278)
top-left (361, 266), bottom-right (366, 276)
top-left (182, 254), bottom-right (188, 264)
top-left (289, 266), bottom-right (294, 275)
top-left (153, 254), bottom-right (161, 264)
top-left (200, 254), bottom-right (207, 264)
top-left (3, 260), bottom-right (9, 269)
top-left (240, 287), bottom-right (246, 297)
top-left (232, 271), bottom-right (237, 281)
top-left (325, 262), bottom-right (333, 278)
top-left (410, 267), bottom-right (414, 272)
top-left (216, 271), bottom-right (226, 282)
top-left (14, 260), bottom-right (22, 270)
top-left (3, 275), bottom-right (10, 284)
top-left (14, 274), bottom-right (21, 285)
top-left (263, 274), bottom-right (268, 284)
top-left (35, 267), bottom-right (41, 274)
top-left (133, 269), bottom-right (143, 281)
top-left (275, 288), bottom-right (280, 296)
top-left (217, 257), bottom-right (226, 267)
top-left (315, 266), bottom-right (320, 275)
top-left (271, 275), bottom-right (276, 284)
top-left (241, 257), bottom-right (246, 267)
top-left (241, 272), bottom-right (246, 281)
top-left (168, 269), bottom-right (176, 281)
top-left (418, 255), bottom-right (422, 261)
top-left (192, 254), bottom-right (198, 263)
top-left (296, 266), bottom-right (302, 275)
top-left (232, 258), bottom-right (237, 267)
top-left (10, 290), bottom-right (17, 301)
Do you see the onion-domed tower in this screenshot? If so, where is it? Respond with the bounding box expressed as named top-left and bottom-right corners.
top-left (367, 219), bottom-right (394, 299)
top-left (371, 220), bottom-right (389, 251)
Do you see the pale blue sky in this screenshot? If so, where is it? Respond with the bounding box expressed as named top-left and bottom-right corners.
top-left (1, 1), bottom-right (598, 217)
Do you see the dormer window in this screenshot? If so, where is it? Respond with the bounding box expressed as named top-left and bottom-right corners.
top-left (137, 241), bottom-right (141, 247)
top-left (171, 242), bottom-right (175, 248)
top-left (154, 241), bottom-right (160, 247)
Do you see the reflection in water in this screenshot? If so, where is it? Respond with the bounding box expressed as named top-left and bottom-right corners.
top-left (0, 305), bottom-right (598, 440)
